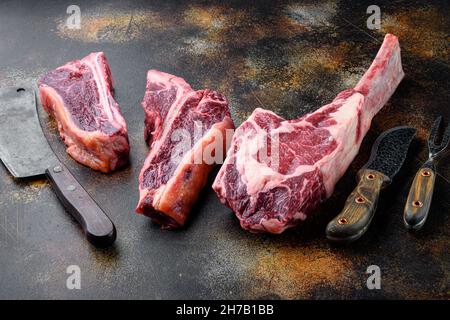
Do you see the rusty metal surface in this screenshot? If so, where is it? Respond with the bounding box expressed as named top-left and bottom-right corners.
top-left (0, 0), bottom-right (448, 299)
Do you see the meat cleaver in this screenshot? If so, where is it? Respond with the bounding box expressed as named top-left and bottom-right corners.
top-left (0, 87), bottom-right (116, 247)
top-left (326, 126), bottom-right (416, 243)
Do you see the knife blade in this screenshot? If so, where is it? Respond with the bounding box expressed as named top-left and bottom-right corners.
top-left (326, 126), bottom-right (416, 243)
top-left (0, 87), bottom-right (116, 247)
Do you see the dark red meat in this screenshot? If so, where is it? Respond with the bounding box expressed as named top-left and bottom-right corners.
top-left (213, 34), bottom-right (404, 233)
top-left (38, 52), bottom-right (130, 172)
top-left (136, 70), bottom-right (234, 228)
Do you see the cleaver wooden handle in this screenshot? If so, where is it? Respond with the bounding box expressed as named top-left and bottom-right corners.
top-left (45, 162), bottom-right (116, 247)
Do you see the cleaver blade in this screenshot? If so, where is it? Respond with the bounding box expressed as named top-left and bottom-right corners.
top-left (0, 87), bottom-right (58, 178)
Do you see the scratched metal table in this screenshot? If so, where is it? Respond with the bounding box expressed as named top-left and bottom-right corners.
top-left (0, 0), bottom-right (448, 299)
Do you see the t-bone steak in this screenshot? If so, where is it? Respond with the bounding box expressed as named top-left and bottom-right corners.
top-left (38, 52), bottom-right (130, 173)
top-left (136, 70), bottom-right (234, 229)
top-left (212, 34), bottom-right (404, 233)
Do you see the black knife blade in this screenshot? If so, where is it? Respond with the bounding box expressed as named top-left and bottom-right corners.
top-left (363, 126), bottom-right (417, 180)
top-left (326, 126), bottom-right (416, 243)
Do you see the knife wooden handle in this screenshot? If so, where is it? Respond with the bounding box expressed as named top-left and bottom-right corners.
top-left (326, 169), bottom-right (390, 243)
top-left (403, 163), bottom-right (436, 231)
top-left (45, 162), bottom-right (116, 247)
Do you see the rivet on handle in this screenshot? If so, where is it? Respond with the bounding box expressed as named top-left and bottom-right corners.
top-left (367, 173), bottom-right (376, 180)
top-left (53, 165), bottom-right (62, 173)
top-left (355, 196), bottom-right (365, 204)
top-left (338, 218), bottom-right (348, 225)
top-left (412, 200), bottom-right (423, 208)
top-left (421, 170), bottom-right (431, 177)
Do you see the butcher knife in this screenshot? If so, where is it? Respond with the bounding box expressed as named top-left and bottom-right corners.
top-left (0, 87), bottom-right (116, 247)
top-left (326, 126), bottom-right (416, 243)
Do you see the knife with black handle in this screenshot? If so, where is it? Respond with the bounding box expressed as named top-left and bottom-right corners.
top-left (326, 126), bottom-right (416, 243)
top-left (0, 87), bottom-right (116, 247)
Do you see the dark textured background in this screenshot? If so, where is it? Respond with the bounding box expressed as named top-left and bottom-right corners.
top-left (0, 0), bottom-right (448, 299)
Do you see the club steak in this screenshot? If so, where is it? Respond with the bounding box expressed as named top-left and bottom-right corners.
top-left (136, 70), bottom-right (234, 228)
top-left (38, 52), bottom-right (130, 173)
top-left (213, 34), bottom-right (404, 233)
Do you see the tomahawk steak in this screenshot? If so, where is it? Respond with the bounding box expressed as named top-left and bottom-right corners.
top-left (136, 70), bottom-right (234, 228)
top-left (213, 34), bottom-right (404, 233)
top-left (38, 52), bottom-right (130, 173)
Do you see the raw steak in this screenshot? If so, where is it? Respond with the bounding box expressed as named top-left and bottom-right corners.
top-left (38, 52), bottom-right (130, 173)
top-left (136, 70), bottom-right (234, 228)
top-left (213, 34), bottom-right (404, 233)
